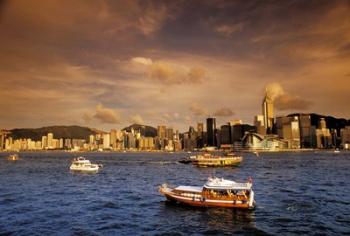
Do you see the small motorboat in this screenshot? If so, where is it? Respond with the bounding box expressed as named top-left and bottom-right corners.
top-left (7, 154), bottom-right (19, 161)
top-left (69, 157), bottom-right (102, 173)
top-left (159, 177), bottom-right (255, 209)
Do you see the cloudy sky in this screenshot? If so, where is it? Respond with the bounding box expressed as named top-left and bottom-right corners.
top-left (0, 0), bottom-right (349, 131)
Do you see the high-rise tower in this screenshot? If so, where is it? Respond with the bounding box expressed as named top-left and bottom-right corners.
top-left (262, 95), bottom-right (274, 133)
top-left (206, 117), bottom-right (216, 146)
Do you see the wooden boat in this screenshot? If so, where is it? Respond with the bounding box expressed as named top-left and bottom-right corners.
top-left (159, 177), bottom-right (255, 209)
top-left (7, 154), bottom-right (19, 161)
top-left (190, 153), bottom-right (242, 167)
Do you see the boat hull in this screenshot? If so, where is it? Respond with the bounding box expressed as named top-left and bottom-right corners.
top-left (192, 157), bottom-right (242, 167)
top-left (161, 191), bottom-right (253, 209)
top-left (69, 166), bottom-right (99, 173)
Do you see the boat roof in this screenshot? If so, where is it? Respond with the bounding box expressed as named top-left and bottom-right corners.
top-left (204, 177), bottom-right (252, 190)
top-left (174, 186), bottom-right (202, 193)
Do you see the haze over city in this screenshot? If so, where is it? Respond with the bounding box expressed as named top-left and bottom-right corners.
top-left (0, 0), bottom-right (349, 131)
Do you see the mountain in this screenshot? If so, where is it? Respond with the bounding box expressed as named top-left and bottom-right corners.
top-left (122, 123), bottom-right (157, 137)
top-left (9, 125), bottom-right (98, 141)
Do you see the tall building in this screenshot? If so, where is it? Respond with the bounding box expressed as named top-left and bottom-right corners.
top-left (197, 123), bottom-right (204, 134)
top-left (47, 133), bottom-right (54, 149)
top-left (340, 126), bottom-right (350, 149)
top-left (254, 115), bottom-right (266, 135)
top-left (166, 128), bottom-right (174, 140)
top-left (157, 125), bottom-right (166, 139)
top-left (220, 123), bottom-right (232, 145)
top-left (316, 118), bottom-right (332, 148)
top-left (298, 114), bottom-right (316, 148)
top-left (206, 117), bottom-right (216, 146)
top-left (262, 95), bottom-right (274, 133)
top-left (276, 116), bottom-right (300, 149)
top-left (103, 133), bottom-right (111, 149)
top-left (0, 130), bottom-right (6, 150)
top-left (110, 129), bottom-right (117, 149)
top-left (196, 123), bottom-right (204, 149)
top-left (42, 135), bottom-right (48, 149)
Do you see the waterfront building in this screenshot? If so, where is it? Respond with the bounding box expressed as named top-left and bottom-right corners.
top-left (5, 137), bottom-right (12, 150)
top-left (173, 139), bottom-right (182, 151)
top-left (196, 123), bottom-right (204, 148)
top-left (231, 124), bottom-right (256, 144)
top-left (206, 117), bottom-right (216, 147)
top-left (276, 116), bottom-right (300, 149)
top-left (220, 123), bottom-right (232, 145)
top-left (103, 133), bottom-right (111, 149)
top-left (340, 126), bottom-right (350, 149)
top-left (315, 118), bottom-right (332, 148)
top-left (42, 136), bottom-right (48, 149)
top-left (65, 139), bottom-right (72, 149)
top-left (110, 129), bottom-right (117, 149)
top-left (47, 133), bottom-right (54, 149)
top-left (89, 135), bottom-right (95, 145)
top-left (52, 139), bottom-right (59, 149)
top-left (35, 141), bottom-right (42, 150)
top-left (0, 130), bottom-right (6, 150)
top-left (254, 115), bottom-right (266, 135)
top-left (72, 139), bottom-right (86, 150)
top-left (242, 132), bottom-right (286, 151)
top-left (295, 114), bottom-right (317, 148)
top-left (262, 94), bottom-right (274, 134)
top-left (197, 123), bottom-right (204, 134)
top-left (166, 128), bottom-right (174, 140)
top-left (157, 125), bottom-right (166, 139)
top-left (183, 132), bottom-right (196, 151)
top-left (139, 137), bottom-right (155, 150)
top-left (59, 138), bottom-right (64, 149)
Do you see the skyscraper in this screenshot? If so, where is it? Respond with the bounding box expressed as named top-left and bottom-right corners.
top-left (254, 115), bottom-right (266, 135)
top-left (47, 133), bottom-right (53, 149)
top-left (206, 117), bottom-right (216, 146)
top-left (157, 125), bottom-right (166, 139)
top-left (262, 95), bottom-right (274, 133)
top-left (197, 123), bottom-right (204, 134)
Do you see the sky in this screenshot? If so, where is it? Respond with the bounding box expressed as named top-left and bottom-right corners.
top-left (0, 0), bottom-right (349, 131)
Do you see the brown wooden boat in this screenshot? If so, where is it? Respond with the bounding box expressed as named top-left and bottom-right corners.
top-left (159, 177), bottom-right (255, 209)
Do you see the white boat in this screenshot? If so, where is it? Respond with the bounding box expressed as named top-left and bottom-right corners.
top-left (69, 157), bottom-right (102, 173)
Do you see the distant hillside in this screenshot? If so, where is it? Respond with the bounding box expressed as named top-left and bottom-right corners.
top-left (9, 126), bottom-right (98, 141)
top-left (288, 113), bottom-right (350, 131)
top-left (122, 124), bottom-right (157, 137)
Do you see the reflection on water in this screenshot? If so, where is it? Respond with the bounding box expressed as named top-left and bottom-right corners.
top-left (0, 151), bottom-right (349, 235)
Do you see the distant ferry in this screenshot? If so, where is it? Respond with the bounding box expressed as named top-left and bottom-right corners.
top-left (70, 157), bottom-right (102, 173)
top-left (159, 177), bottom-right (255, 209)
top-left (190, 153), bottom-right (242, 167)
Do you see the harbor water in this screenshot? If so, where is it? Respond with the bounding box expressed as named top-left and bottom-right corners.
top-left (0, 151), bottom-right (349, 235)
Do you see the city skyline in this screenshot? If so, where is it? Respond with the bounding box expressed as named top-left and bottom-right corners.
top-left (1, 0), bottom-right (350, 131)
